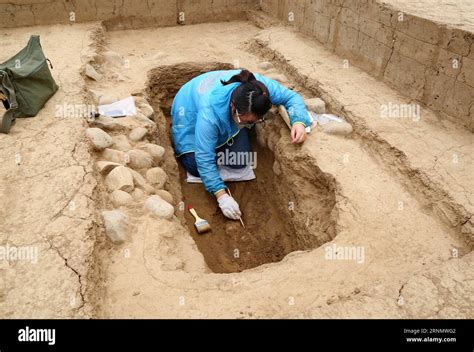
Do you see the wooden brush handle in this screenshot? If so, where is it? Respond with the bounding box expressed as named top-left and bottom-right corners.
top-left (188, 207), bottom-right (203, 222)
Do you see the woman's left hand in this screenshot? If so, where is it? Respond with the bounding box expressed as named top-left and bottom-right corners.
top-left (291, 124), bottom-right (307, 144)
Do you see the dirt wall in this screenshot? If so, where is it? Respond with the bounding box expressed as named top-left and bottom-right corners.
top-left (260, 0), bottom-right (474, 131)
top-left (0, 0), bottom-right (258, 29)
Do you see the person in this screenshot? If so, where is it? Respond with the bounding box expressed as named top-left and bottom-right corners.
top-left (171, 69), bottom-right (311, 220)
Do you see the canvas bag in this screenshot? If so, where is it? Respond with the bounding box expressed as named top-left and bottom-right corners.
top-left (0, 35), bottom-right (58, 134)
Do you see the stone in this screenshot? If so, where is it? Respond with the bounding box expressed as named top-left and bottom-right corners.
top-left (258, 61), bottom-right (273, 71)
top-left (134, 112), bottom-right (156, 126)
top-left (127, 168), bottom-right (156, 194)
top-left (129, 127), bottom-right (148, 142)
top-left (272, 160), bottom-right (282, 176)
top-left (138, 103), bottom-right (154, 119)
top-left (155, 190), bottom-right (174, 205)
top-left (140, 143), bottom-right (165, 164)
top-left (101, 148), bottom-right (128, 165)
top-left (105, 166), bottom-right (134, 192)
top-left (102, 210), bottom-right (128, 244)
top-left (90, 116), bottom-right (121, 131)
top-left (96, 161), bottom-right (121, 175)
top-left (133, 96), bottom-right (149, 106)
top-left (322, 121), bottom-right (353, 136)
top-left (112, 135), bottom-right (132, 152)
top-left (305, 98), bottom-right (326, 114)
top-left (88, 89), bottom-right (102, 104)
top-left (267, 73), bottom-right (289, 84)
top-left (130, 188), bottom-right (145, 201)
top-left (127, 149), bottom-right (153, 169)
top-left (146, 167), bottom-right (168, 189)
top-left (144, 195), bottom-right (174, 219)
top-left (85, 128), bottom-right (113, 150)
top-left (99, 93), bottom-right (120, 105)
top-left (103, 50), bottom-right (124, 67)
top-left (85, 64), bottom-right (102, 81)
top-left (110, 190), bottom-right (134, 207)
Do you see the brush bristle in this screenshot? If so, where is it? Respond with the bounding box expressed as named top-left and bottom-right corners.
top-left (195, 220), bottom-right (211, 234)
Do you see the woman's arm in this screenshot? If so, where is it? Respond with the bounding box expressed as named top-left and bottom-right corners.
top-left (194, 108), bottom-right (227, 196)
top-left (256, 73), bottom-right (312, 129)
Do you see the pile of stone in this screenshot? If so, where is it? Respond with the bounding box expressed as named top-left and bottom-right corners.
top-left (85, 96), bottom-right (175, 244)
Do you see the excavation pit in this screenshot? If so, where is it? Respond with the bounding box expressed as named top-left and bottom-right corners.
top-left (146, 62), bottom-right (338, 273)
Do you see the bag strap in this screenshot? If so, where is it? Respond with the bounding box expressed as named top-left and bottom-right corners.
top-left (0, 108), bottom-right (16, 134)
top-left (0, 70), bottom-right (18, 134)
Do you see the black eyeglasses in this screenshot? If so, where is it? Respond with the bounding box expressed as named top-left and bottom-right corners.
top-left (235, 109), bottom-right (271, 127)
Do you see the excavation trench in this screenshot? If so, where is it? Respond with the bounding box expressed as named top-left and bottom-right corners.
top-left (146, 62), bottom-right (338, 273)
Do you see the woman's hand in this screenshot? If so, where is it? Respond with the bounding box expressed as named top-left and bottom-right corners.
top-left (291, 123), bottom-right (307, 144)
top-left (217, 194), bottom-right (242, 220)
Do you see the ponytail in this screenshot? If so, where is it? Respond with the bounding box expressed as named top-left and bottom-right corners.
top-left (221, 69), bottom-right (272, 118)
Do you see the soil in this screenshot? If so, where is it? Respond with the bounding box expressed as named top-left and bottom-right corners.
top-left (181, 137), bottom-right (298, 273)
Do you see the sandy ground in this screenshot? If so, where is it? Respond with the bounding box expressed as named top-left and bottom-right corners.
top-left (0, 18), bottom-right (472, 318)
top-left (383, 0), bottom-right (474, 32)
top-left (0, 23), bottom-right (100, 317)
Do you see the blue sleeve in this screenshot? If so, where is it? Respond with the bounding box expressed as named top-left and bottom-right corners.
top-left (194, 108), bottom-right (226, 195)
top-left (257, 74), bottom-right (311, 127)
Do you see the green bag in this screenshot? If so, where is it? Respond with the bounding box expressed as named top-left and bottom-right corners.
top-left (0, 35), bottom-right (58, 134)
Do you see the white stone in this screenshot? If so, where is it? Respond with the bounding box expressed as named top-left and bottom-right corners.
top-left (101, 148), bottom-right (128, 165)
top-left (141, 143), bottom-right (165, 164)
top-left (322, 121), bottom-right (353, 136)
top-left (144, 195), bottom-right (174, 219)
top-left (130, 188), bottom-right (145, 201)
top-left (267, 73), bottom-right (288, 84)
top-left (86, 128), bottom-right (113, 150)
top-left (127, 149), bottom-right (153, 169)
top-left (103, 50), bottom-right (124, 67)
top-left (96, 161), bottom-right (121, 175)
top-left (105, 166), bottom-right (134, 192)
top-left (85, 64), bottom-right (102, 81)
top-left (133, 96), bottom-right (149, 106)
top-left (90, 116), bottom-right (121, 131)
top-left (129, 127), bottom-right (148, 142)
top-left (110, 190), bottom-right (134, 207)
top-left (88, 89), bottom-right (102, 104)
top-left (146, 167), bottom-right (168, 189)
top-left (99, 93), bottom-right (120, 105)
top-left (272, 160), bottom-right (282, 176)
top-left (258, 61), bottom-right (273, 71)
top-left (305, 98), bottom-right (326, 114)
top-left (102, 210), bottom-right (128, 244)
top-left (127, 168), bottom-right (156, 194)
top-left (134, 112), bottom-right (155, 126)
top-left (156, 190), bottom-right (174, 205)
top-left (138, 103), bottom-right (154, 119)
top-left (112, 135), bottom-right (132, 152)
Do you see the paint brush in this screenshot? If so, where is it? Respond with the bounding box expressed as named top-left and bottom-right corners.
top-left (188, 205), bottom-right (211, 234)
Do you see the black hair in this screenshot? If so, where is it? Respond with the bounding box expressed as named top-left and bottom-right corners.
top-left (221, 69), bottom-right (272, 118)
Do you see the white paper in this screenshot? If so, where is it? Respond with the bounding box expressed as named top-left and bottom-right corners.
top-left (187, 165), bottom-right (256, 184)
top-left (98, 96), bottom-right (137, 118)
top-left (313, 113), bottom-right (344, 125)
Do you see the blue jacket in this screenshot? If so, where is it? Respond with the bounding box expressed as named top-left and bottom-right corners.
top-left (171, 70), bottom-right (311, 194)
